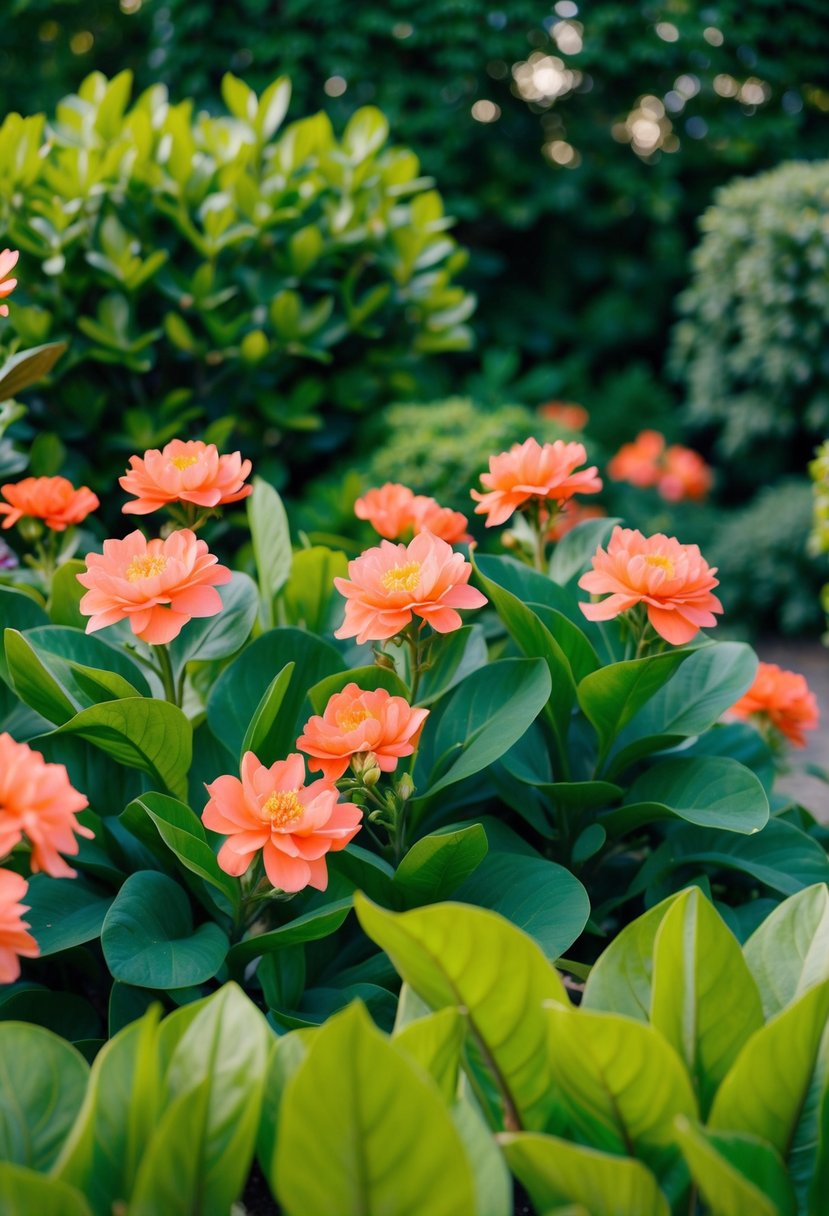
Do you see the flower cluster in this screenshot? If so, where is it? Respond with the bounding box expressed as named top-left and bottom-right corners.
top-left (355, 482), bottom-right (469, 545)
top-left (729, 662), bottom-right (819, 748)
top-left (0, 476), bottom-right (98, 532)
top-left (608, 430), bottom-right (712, 503)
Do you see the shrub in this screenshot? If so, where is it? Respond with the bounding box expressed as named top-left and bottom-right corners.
top-left (672, 161), bottom-right (829, 491)
top-left (0, 70), bottom-right (474, 493)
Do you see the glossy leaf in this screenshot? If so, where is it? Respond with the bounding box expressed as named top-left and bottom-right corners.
top-left (0, 1164), bottom-right (92, 1216)
top-left (228, 897), bottom-right (352, 965)
top-left (606, 756), bottom-right (769, 836)
top-left (393, 1006), bottom-right (464, 1101)
top-left (675, 1117), bottom-right (796, 1216)
top-left (743, 884), bottom-right (829, 1018)
top-left (101, 871), bottom-right (228, 988)
top-left (167, 572), bottom-right (258, 672)
top-left (5, 628), bottom-right (77, 723)
top-left (280, 545), bottom-right (347, 633)
top-left (549, 516), bottom-right (620, 586)
top-left (0, 1024), bottom-right (88, 1169)
top-left (577, 650), bottom-right (690, 764)
top-left (307, 663), bottom-right (410, 713)
top-left (273, 1002), bottom-right (477, 1216)
top-left (650, 889), bottom-right (764, 1115)
top-left (416, 623), bottom-right (488, 706)
top-left (240, 662), bottom-right (294, 765)
top-left (582, 894), bottom-right (679, 1018)
top-left (545, 1003), bottom-right (696, 1174)
top-left (49, 697), bottom-right (192, 800)
top-left (0, 589), bottom-right (49, 683)
top-left (24, 875), bottom-right (114, 956)
top-left (356, 895), bottom-right (567, 1130)
top-left (501, 1132), bottom-right (669, 1216)
top-left (248, 477), bottom-right (292, 627)
top-left (393, 825), bottom-right (488, 905)
top-left (48, 560), bottom-right (88, 629)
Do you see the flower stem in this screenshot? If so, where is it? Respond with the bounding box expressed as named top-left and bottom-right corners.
top-left (153, 644), bottom-right (179, 706)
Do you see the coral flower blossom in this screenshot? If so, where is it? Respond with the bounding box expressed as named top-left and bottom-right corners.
top-left (120, 439), bottom-right (252, 515)
top-left (0, 733), bottom-right (91, 878)
top-left (578, 526), bottom-right (723, 645)
top-left (355, 482), bottom-right (470, 544)
top-left (297, 683), bottom-right (429, 781)
top-left (203, 752), bottom-right (362, 892)
top-left (539, 401), bottom-right (589, 431)
top-left (729, 662), bottom-right (819, 748)
top-left (607, 431), bottom-right (665, 489)
top-left (334, 530), bottom-right (487, 644)
top-left (0, 476), bottom-right (99, 531)
top-left (0, 248), bottom-right (19, 317)
top-left (77, 529), bottom-right (231, 645)
top-left (0, 870), bottom-right (39, 983)
top-left (471, 438), bottom-right (602, 528)
top-left (659, 445), bottom-right (712, 503)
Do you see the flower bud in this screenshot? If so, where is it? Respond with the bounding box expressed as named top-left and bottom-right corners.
top-left (397, 773), bottom-right (414, 801)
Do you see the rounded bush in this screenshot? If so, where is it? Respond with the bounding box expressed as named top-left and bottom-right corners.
top-left (672, 160), bottom-right (829, 488)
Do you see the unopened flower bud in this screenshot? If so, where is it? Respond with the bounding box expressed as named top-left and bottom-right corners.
top-left (373, 649), bottom-right (397, 670)
top-left (397, 773), bottom-right (414, 801)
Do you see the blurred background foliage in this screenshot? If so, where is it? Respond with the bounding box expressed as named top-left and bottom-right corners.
top-left (2, 0), bottom-right (829, 634)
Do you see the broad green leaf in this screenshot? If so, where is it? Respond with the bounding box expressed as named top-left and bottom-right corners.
top-left (393, 825), bottom-right (488, 905)
top-left (160, 983), bottom-right (272, 1216)
top-left (393, 1006), bottom-right (464, 1101)
top-left (49, 697), bottom-right (192, 799)
top-left (453, 850), bottom-right (590, 960)
top-left (605, 756), bottom-right (769, 836)
top-left (500, 1132), bottom-right (669, 1216)
top-left (453, 1089), bottom-right (512, 1216)
top-left (280, 545), bottom-right (347, 633)
top-left (256, 1033), bottom-right (307, 1180)
top-left (24, 875), bottom-right (114, 955)
top-left (743, 884), bottom-right (829, 1018)
top-left (545, 1004), bottom-right (696, 1174)
top-left (101, 871), bottom-right (228, 988)
top-left (416, 623), bottom-right (488, 706)
top-left (0, 588), bottom-right (49, 682)
top-left (582, 894), bottom-right (681, 1018)
top-left (674, 1117), bottom-right (796, 1216)
top-left (0, 1024), bottom-right (88, 1169)
top-left (128, 1081), bottom-right (210, 1216)
top-left (549, 517), bottom-right (621, 586)
top-left (5, 628), bottom-right (77, 723)
top-left (809, 1084), bottom-right (829, 1216)
top-left (0, 1164), bottom-right (92, 1216)
top-left (240, 662), bottom-right (294, 764)
top-left (307, 664), bottom-right (410, 713)
top-left (0, 341), bottom-right (67, 400)
top-left (529, 602), bottom-right (600, 682)
top-left (650, 889), bottom-right (764, 1115)
top-left (227, 897), bottom-right (352, 966)
top-left (54, 1007), bottom-right (163, 1213)
top-left (25, 625), bottom-right (151, 696)
top-left (327, 844), bottom-right (396, 904)
top-left (248, 477), bottom-right (292, 627)
top-left (608, 642), bottom-right (758, 775)
top-left (273, 1002), bottom-right (477, 1216)
top-left (355, 895), bottom-right (567, 1130)
top-left (0, 988), bottom-right (98, 1042)
top-left (420, 658), bottom-right (552, 797)
top-left (631, 820), bottom-right (829, 903)
top-left (124, 792), bottom-right (240, 912)
top-left (577, 651), bottom-right (690, 765)
top-left (709, 981), bottom-right (829, 1157)
top-left (48, 560), bottom-right (88, 629)
top-left (167, 572), bottom-right (258, 672)
top-left (207, 627), bottom-right (344, 761)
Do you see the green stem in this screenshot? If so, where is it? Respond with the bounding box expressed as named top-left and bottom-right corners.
top-left (527, 501), bottom-right (547, 572)
top-left (405, 626), bottom-right (423, 702)
top-left (153, 644), bottom-right (179, 707)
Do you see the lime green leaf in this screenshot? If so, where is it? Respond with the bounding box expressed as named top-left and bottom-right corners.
top-left (500, 1132), bottom-right (669, 1216)
top-left (582, 894), bottom-right (682, 1018)
top-left (743, 884), bottom-right (829, 1018)
top-left (355, 895), bottom-right (567, 1130)
top-left (248, 477), bottom-right (292, 627)
top-left (675, 1117), bottom-right (795, 1216)
top-left (0, 1024), bottom-right (88, 1169)
top-left (273, 1002), bottom-right (476, 1216)
top-left (393, 1006), bottom-right (464, 1101)
top-left (0, 1165), bottom-right (92, 1216)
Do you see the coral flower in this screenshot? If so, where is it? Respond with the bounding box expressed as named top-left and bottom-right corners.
top-left (471, 438), bottom-right (602, 528)
top-left (578, 526), bottom-right (723, 645)
top-left (539, 401), bottom-right (589, 431)
top-left (729, 662), bottom-right (819, 748)
top-left (0, 871), bottom-right (39, 983)
top-left (0, 733), bottom-right (91, 878)
top-left (334, 530), bottom-right (487, 644)
top-left (0, 248), bottom-right (19, 317)
top-left (203, 752), bottom-right (362, 893)
top-left (607, 431), bottom-right (665, 489)
top-left (77, 529), bottom-right (231, 645)
top-left (297, 683), bottom-right (430, 781)
top-left (659, 445), bottom-right (712, 503)
top-left (0, 476), bottom-right (99, 531)
top-left (355, 482), bottom-right (470, 544)
top-left (120, 439), bottom-right (252, 515)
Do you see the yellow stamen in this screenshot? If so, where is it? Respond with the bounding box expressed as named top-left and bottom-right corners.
top-left (262, 789), bottom-right (303, 827)
top-left (125, 553), bottom-right (168, 582)
top-left (644, 554), bottom-right (675, 579)
top-left (336, 705), bottom-right (374, 732)
top-left (171, 455), bottom-right (199, 470)
top-left (381, 561), bottom-right (421, 594)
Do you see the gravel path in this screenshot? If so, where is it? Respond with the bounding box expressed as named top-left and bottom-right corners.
top-left (757, 638), bottom-right (829, 820)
